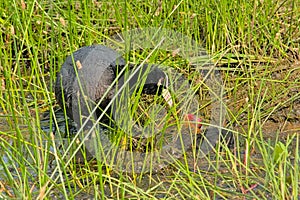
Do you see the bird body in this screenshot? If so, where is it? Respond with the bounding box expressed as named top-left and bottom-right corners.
top-left (55, 45), bottom-right (126, 128)
top-left (55, 44), bottom-right (203, 156)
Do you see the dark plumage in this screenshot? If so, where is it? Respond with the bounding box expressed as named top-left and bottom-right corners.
top-left (55, 44), bottom-right (203, 138)
top-left (55, 45), bottom-right (167, 130)
top-left (55, 45), bottom-right (126, 128)
top-left (54, 45), bottom-right (217, 169)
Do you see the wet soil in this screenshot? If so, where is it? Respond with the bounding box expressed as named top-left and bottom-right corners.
top-left (0, 60), bottom-right (299, 199)
top-left (229, 60), bottom-right (300, 137)
top-left (47, 61), bottom-right (299, 199)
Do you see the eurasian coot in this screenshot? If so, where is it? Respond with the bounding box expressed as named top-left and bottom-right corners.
top-left (54, 44), bottom-right (206, 172)
top-left (55, 45), bottom-right (127, 129)
top-left (55, 44), bottom-right (202, 133)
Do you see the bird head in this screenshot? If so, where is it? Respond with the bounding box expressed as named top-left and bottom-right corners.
top-left (183, 113), bottom-right (202, 134)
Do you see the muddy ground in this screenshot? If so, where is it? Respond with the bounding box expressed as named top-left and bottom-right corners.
top-left (225, 61), bottom-right (300, 136)
top-left (0, 60), bottom-right (299, 199)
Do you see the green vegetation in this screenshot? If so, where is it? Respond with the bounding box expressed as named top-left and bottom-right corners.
top-left (0, 0), bottom-right (299, 199)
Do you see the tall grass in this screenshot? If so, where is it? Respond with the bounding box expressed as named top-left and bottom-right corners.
top-left (0, 0), bottom-right (299, 199)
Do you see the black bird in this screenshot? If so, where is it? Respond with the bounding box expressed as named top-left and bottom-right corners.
top-left (55, 45), bottom-right (177, 131)
top-left (55, 45), bottom-right (204, 144)
top-left (54, 45), bottom-right (236, 170)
